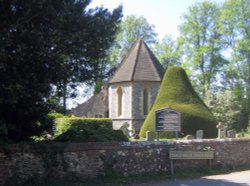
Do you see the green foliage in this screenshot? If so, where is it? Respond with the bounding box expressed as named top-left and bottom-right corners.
top-left (205, 90), bottom-right (249, 131)
top-left (179, 1), bottom-right (226, 97)
top-left (109, 15), bottom-right (157, 67)
top-left (48, 113), bottom-right (64, 120)
top-left (154, 35), bottom-right (183, 68)
top-left (140, 67), bottom-right (217, 138)
top-left (220, 0), bottom-right (250, 115)
top-left (0, 0), bottom-right (122, 142)
top-left (54, 117), bottom-right (128, 142)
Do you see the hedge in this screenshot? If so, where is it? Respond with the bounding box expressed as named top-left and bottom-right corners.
top-left (54, 117), bottom-right (128, 142)
top-left (139, 67), bottom-right (217, 138)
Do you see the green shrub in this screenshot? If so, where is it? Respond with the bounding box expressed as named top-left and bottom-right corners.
top-left (48, 112), bottom-right (64, 120)
top-left (54, 117), bottom-right (128, 142)
top-left (140, 67), bottom-right (217, 138)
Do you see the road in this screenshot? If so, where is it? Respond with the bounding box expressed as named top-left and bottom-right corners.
top-left (141, 170), bottom-right (250, 186)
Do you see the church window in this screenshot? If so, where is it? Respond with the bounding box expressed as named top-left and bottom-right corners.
top-left (143, 87), bottom-right (149, 115)
top-left (117, 87), bottom-right (123, 116)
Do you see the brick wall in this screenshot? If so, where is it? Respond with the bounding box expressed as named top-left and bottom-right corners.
top-left (1, 139), bottom-right (250, 185)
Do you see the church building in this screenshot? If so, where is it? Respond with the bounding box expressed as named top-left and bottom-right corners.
top-left (108, 39), bottom-right (164, 134)
top-left (72, 39), bottom-right (165, 135)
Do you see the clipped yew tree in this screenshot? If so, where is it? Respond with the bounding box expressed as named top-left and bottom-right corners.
top-left (139, 66), bottom-right (217, 138)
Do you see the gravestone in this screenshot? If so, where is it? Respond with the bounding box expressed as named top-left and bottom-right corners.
top-left (196, 130), bottom-right (204, 139)
top-left (119, 122), bottom-right (130, 138)
top-left (146, 131), bottom-right (155, 141)
top-left (216, 122), bottom-right (227, 139)
top-left (227, 129), bottom-right (236, 138)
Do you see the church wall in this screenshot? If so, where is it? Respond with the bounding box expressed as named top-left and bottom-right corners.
top-left (109, 82), bottom-right (161, 134)
top-left (131, 82), bottom-right (161, 132)
top-left (109, 83), bottom-right (132, 119)
top-left (150, 82), bottom-right (161, 106)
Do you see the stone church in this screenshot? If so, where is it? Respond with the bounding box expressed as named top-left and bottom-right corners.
top-left (72, 39), bottom-right (165, 134)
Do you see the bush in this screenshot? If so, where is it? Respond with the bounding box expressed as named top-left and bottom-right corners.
top-left (139, 67), bottom-right (217, 138)
top-left (54, 117), bottom-right (128, 142)
top-left (205, 91), bottom-right (249, 131)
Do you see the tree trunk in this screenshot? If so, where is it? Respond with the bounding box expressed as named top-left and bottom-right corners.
top-left (247, 53), bottom-right (250, 115)
top-left (62, 80), bottom-right (67, 115)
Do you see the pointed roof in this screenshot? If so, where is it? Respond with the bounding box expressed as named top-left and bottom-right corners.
top-left (109, 39), bottom-right (165, 83)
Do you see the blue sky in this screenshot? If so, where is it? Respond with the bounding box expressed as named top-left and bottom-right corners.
top-left (89, 0), bottom-right (225, 40)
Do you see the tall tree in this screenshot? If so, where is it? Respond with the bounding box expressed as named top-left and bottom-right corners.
top-left (179, 1), bottom-right (226, 97)
top-left (220, 0), bottom-right (250, 114)
top-left (154, 35), bottom-right (183, 68)
top-left (116, 15), bottom-right (157, 54)
top-left (110, 15), bottom-right (157, 66)
top-left (0, 0), bottom-right (122, 142)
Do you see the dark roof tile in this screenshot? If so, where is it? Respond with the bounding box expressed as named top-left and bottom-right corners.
top-left (109, 39), bottom-right (165, 83)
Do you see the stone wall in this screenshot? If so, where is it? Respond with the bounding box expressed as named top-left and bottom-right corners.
top-left (1, 139), bottom-right (250, 185)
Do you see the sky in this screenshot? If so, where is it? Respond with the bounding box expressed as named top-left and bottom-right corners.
top-left (88, 0), bottom-right (225, 40)
top-left (70, 0), bottom-right (226, 108)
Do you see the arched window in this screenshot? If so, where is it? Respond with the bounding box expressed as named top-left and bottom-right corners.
top-left (143, 87), bottom-right (149, 115)
top-left (117, 87), bottom-right (123, 116)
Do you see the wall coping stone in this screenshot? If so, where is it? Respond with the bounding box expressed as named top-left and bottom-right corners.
top-left (1, 139), bottom-right (250, 153)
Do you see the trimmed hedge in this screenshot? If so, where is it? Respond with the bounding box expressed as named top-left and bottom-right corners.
top-left (54, 117), bottom-right (128, 142)
top-left (139, 67), bottom-right (217, 138)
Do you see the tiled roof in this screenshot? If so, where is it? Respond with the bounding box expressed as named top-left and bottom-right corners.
top-left (71, 87), bottom-right (108, 117)
top-left (109, 39), bottom-right (165, 83)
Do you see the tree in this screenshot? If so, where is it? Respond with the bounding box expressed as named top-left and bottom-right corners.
top-left (116, 15), bottom-right (157, 53)
top-left (220, 0), bottom-right (250, 115)
top-left (0, 0), bottom-right (122, 142)
top-left (140, 67), bottom-right (217, 139)
top-left (205, 90), bottom-right (249, 131)
top-left (109, 15), bottom-right (157, 66)
top-left (179, 1), bottom-right (226, 97)
top-left (154, 35), bottom-right (183, 68)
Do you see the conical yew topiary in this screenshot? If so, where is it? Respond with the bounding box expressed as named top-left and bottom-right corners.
top-left (139, 66), bottom-right (217, 138)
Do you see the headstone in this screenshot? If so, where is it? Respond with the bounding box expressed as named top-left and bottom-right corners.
top-left (216, 122), bottom-right (227, 139)
top-left (146, 131), bottom-right (155, 141)
top-left (196, 130), bottom-right (204, 139)
top-left (227, 129), bottom-right (236, 138)
top-left (119, 122), bottom-right (130, 138)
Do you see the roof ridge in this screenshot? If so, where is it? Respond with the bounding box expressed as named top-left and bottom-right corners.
top-left (144, 41), bottom-right (165, 79)
top-left (109, 39), bottom-right (164, 84)
top-left (131, 39), bottom-right (142, 81)
top-left (109, 40), bottom-right (139, 83)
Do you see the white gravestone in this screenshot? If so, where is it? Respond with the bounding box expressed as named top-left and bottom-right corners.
top-left (216, 122), bottom-right (227, 139)
top-left (119, 122), bottom-right (130, 138)
top-left (196, 130), bottom-right (204, 139)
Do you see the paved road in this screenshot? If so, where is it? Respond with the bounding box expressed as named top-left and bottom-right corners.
top-left (142, 170), bottom-right (250, 186)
